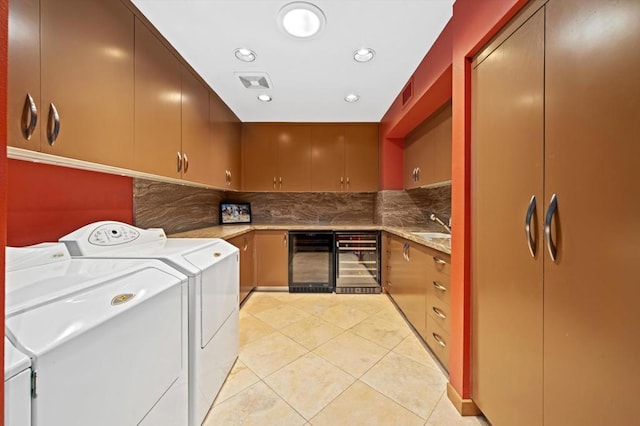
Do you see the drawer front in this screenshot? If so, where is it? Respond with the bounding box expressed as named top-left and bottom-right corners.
top-left (426, 295), bottom-right (450, 334)
top-left (428, 252), bottom-right (450, 277)
top-left (426, 319), bottom-right (450, 371)
top-left (428, 275), bottom-right (450, 306)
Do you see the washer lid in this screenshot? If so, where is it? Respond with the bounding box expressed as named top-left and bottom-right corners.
top-left (6, 247), bottom-right (187, 318)
top-left (4, 337), bottom-right (30, 380)
top-left (6, 265), bottom-right (184, 357)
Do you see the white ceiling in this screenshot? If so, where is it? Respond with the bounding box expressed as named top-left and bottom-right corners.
top-left (131, 0), bottom-right (454, 122)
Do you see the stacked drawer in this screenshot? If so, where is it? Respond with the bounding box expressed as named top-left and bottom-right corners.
top-left (425, 249), bottom-right (451, 370)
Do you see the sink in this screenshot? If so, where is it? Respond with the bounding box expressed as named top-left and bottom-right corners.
top-left (412, 232), bottom-right (451, 240)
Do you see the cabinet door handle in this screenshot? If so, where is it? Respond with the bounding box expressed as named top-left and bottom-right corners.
top-left (279, 177), bottom-right (282, 189)
top-left (432, 306), bottom-right (447, 319)
top-left (176, 152), bottom-right (183, 172)
top-left (283, 232), bottom-right (287, 246)
top-left (340, 176), bottom-right (344, 189)
top-left (433, 257), bottom-right (446, 265)
top-left (183, 153), bottom-right (189, 173)
top-left (22, 93), bottom-right (38, 140)
top-left (432, 281), bottom-right (447, 292)
top-left (273, 177), bottom-right (276, 189)
top-left (525, 195), bottom-right (537, 257)
top-left (46, 103), bottom-right (60, 145)
top-left (416, 167), bottom-right (420, 182)
top-left (346, 177), bottom-right (350, 189)
top-left (243, 236), bottom-right (248, 251)
top-left (544, 193), bottom-right (558, 262)
top-left (227, 170), bottom-right (231, 186)
top-left (432, 333), bottom-right (446, 348)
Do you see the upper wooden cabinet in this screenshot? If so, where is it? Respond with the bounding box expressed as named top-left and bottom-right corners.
top-left (404, 101), bottom-right (452, 189)
top-left (311, 124), bottom-right (379, 192)
top-left (344, 124), bottom-right (379, 192)
top-left (243, 123), bottom-right (378, 192)
top-left (242, 123), bottom-right (312, 191)
top-left (8, 0), bottom-right (40, 151)
top-left (210, 92), bottom-right (241, 190)
top-left (180, 66), bottom-right (212, 185)
top-left (133, 18), bottom-right (182, 178)
top-left (9, 0), bottom-right (135, 169)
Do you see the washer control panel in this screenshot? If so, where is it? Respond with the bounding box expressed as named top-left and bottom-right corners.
top-left (60, 221), bottom-right (167, 255)
top-left (88, 224), bottom-right (140, 246)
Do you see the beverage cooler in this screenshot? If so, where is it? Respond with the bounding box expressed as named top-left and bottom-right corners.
top-left (288, 231), bottom-right (335, 293)
top-left (335, 231), bottom-right (381, 294)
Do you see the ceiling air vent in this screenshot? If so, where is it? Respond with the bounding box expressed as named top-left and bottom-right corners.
top-left (235, 72), bottom-right (272, 89)
top-left (402, 78), bottom-right (413, 106)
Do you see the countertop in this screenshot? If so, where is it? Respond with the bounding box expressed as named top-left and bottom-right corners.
top-left (170, 224), bottom-right (451, 255)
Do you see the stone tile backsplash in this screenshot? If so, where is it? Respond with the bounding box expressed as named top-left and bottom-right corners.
top-left (134, 179), bottom-right (451, 234)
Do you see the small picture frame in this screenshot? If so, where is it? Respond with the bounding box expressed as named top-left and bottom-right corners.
top-left (220, 202), bottom-right (252, 225)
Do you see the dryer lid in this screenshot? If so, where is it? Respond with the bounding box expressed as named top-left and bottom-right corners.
top-left (4, 337), bottom-right (30, 380)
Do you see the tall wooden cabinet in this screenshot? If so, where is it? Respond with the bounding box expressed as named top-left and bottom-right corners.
top-left (472, 1), bottom-right (640, 425)
top-left (404, 102), bottom-right (452, 189)
top-left (228, 232), bottom-right (255, 303)
top-left (344, 125), bottom-right (379, 192)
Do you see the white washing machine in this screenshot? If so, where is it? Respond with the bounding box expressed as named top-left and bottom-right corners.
top-left (5, 337), bottom-right (31, 426)
top-left (60, 221), bottom-right (240, 426)
top-left (5, 243), bottom-right (189, 426)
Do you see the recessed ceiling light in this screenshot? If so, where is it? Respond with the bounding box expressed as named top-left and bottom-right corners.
top-left (278, 2), bottom-right (326, 39)
top-left (257, 94), bottom-right (272, 102)
top-left (344, 94), bottom-right (360, 103)
top-left (354, 48), bottom-right (375, 63)
top-left (234, 48), bottom-right (256, 62)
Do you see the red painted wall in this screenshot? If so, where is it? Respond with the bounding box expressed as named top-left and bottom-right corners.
top-left (0, 0), bottom-right (8, 419)
top-left (6, 160), bottom-right (134, 246)
top-left (378, 0), bottom-right (528, 402)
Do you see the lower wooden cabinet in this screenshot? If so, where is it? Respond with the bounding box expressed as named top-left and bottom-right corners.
top-left (227, 232), bottom-right (255, 304)
top-left (255, 230), bottom-right (289, 287)
top-left (385, 232), bottom-right (451, 369)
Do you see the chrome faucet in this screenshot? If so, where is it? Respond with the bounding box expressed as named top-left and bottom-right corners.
top-left (429, 213), bottom-right (451, 233)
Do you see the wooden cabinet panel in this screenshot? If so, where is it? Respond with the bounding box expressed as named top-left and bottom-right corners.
top-left (344, 124), bottom-right (378, 192)
top-left (242, 124), bottom-right (278, 191)
top-left (181, 67), bottom-right (211, 185)
top-left (134, 18), bottom-right (181, 178)
top-left (542, 0), bottom-right (640, 424)
top-left (40, 0), bottom-right (134, 168)
top-left (471, 9), bottom-right (544, 426)
top-left (229, 232), bottom-right (255, 304)
top-left (404, 102), bottom-right (451, 189)
top-left (311, 125), bottom-right (345, 191)
top-left (210, 92), bottom-right (241, 189)
top-left (426, 317), bottom-right (450, 371)
top-left (277, 125), bottom-right (312, 191)
top-left (8, 0), bottom-right (40, 150)
top-left (255, 230), bottom-right (289, 287)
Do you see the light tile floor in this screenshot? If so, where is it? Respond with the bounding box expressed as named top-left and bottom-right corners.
top-left (204, 291), bottom-right (490, 426)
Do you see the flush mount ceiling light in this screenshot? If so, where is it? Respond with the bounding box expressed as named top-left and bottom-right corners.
top-left (234, 48), bottom-right (256, 62)
top-left (344, 94), bottom-right (360, 103)
top-left (278, 2), bottom-right (326, 39)
top-left (257, 94), bottom-right (272, 102)
top-left (354, 48), bottom-right (375, 63)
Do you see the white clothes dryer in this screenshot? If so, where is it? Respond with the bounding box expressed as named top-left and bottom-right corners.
top-left (60, 221), bottom-right (240, 426)
top-left (5, 243), bottom-right (189, 426)
top-left (5, 336), bottom-right (31, 426)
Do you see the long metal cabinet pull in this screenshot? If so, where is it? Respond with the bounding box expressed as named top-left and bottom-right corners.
top-left (283, 232), bottom-right (287, 246)
top-left (432, 281), bottom-right (447, 292)
top-left (183, 153), bottom-right (189, 173)
top-left (273, 177), bottom-right (276, 189)
top-left (432, 333), bottom-right (446, 347)
top-left (176, 152), bottom-right (182, 172)
top-left (525, 195), bottom-right (537, 257)
top-left (432, 306), bottom-right (446, 319)
top-left (46, 103), bottom-right (60, 145)
top-left (22, 93), bottom-right (38, 140)
top-left (433, 257), bottom-right (446, 265)
top-left (544, 193), bottom-right (558, 262)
